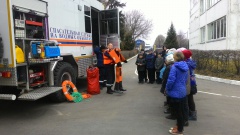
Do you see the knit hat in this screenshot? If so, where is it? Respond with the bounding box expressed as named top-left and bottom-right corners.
top-left (177, 47), bottom-right (187, 52)
top-left (167, 48), bottom-right (177, 55)
top-left (166, 54), bottom-right (174, 63)
top-left (182, 49), bottom-right (192, 60)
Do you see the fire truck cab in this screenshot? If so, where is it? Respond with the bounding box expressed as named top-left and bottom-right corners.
top-left (0, 0), bottom-right (120, 101)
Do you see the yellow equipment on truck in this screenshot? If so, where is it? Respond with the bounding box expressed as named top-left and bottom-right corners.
top-left (0, 0), bottom-right (120, 101)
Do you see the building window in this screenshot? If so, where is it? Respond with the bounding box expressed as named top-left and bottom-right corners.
top-left (84, 5), bottom-right (91, 33)
top-left (200, 0), bottom-right (206, 14)
top-left (207, 0), bottom-right (221, 9)
top-left (208, 16), bottom-right (226, 40)
top-left (200, 26), bottom-right (205, 43)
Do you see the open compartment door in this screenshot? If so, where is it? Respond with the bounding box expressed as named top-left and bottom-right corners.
top-left (99, 8), bottom-right (120, 48)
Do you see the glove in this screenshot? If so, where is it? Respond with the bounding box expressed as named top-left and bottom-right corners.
top-left (124, 60), bottom-right (128, 63)
top-left (117, 62), bottom-right (122, 67)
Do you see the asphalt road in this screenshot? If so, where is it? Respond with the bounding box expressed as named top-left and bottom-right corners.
top-left (0, 57), bottom-right (240, 135)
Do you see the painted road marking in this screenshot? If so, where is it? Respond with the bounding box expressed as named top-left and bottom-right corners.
top-left (198, 91), bottom-right (222, 96)
top-left (135, 69), bottom-right (138, 76)
top-left (198, 91), bottom-right (240, 99)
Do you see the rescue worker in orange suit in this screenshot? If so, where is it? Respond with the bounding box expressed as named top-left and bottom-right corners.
top-left (94, 45), bottom-right (107, 89)
top-left (114, 48), bottom-right (127, 92)
top-left (103, 43), bottom-right (116, 94)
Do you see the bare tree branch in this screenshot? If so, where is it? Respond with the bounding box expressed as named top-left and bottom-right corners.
top-left (177, 30), bottom-right (189, 49)
top-left (154, 35), bottom-right (166, 48)
top-left (124, 10), bottom-right (153, 41)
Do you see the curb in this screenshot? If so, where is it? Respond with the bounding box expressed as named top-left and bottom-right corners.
top-left (196, 74), bottom-right (240, 86)
top-left (121, 54), bottom-right (138, 65)
top-left (127, 54), bottom-right (138, 61)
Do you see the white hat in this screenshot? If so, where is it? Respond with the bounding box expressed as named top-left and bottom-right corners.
top-left (166, 54), bottom-right (174, 63)
top-left (167, 48), bottom-right (177, 55)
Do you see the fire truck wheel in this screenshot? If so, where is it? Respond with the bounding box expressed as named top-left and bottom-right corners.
top-left (49, 62), bottom-right (76, 102)
top-left (0, 36), bottom-right (3, 58)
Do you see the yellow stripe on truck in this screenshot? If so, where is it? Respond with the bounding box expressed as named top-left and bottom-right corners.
top-left (7, 0), bottom-right (15, 67)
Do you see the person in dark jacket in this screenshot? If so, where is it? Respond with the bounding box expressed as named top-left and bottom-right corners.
top-left (103, 43), bottom-right (116, 94)
top-left (135, 54), bottom-right (146, 83)
top-left (167, 52), bottom-right (189, 135)
top-left (155, 53), bottom-right (164, 84)
top-left (138, 49), bottom-right (148, 82)
top-left (182, 49), bottom-right (197, 121)
top-left (160, 54), bottom-right (176, 120)
top-left (161, 45), bottom-right (167, 60)
top-left (145, 49), bottom-right (155, 84)
top-left (94, 45), bottom-right (107, 89)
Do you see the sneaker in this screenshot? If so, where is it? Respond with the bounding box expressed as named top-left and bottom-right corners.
top-left (170, 126), bottom-right (177, 130)
top-left (169, 128), bottom-right (183, 135)
top-left (170, 126), bottom-right (184, 132)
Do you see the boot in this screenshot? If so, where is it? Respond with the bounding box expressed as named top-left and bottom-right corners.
top-left (119, 81), bottom-right (127, 91)
top-left (114, 82), bottom-right (122, 93)
top-left (106, 86), bottom-right (113, 94)
top-left (114, 82), bottom-right (120, 91)
top-left (189, 110), bottom-right (197, 121)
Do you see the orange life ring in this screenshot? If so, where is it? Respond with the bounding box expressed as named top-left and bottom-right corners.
top-left (62, 80), bottom-right (78, 101)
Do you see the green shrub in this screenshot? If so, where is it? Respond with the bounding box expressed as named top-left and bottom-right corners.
top-left (191, 50), bottom-right (240, 80)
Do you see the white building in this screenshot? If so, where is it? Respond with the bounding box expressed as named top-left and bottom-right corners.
top-left (189, 0), bottom-right (240, 50)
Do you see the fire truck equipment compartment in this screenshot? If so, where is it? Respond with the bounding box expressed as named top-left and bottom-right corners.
top-left (15, 45), bottom-right (25, 63)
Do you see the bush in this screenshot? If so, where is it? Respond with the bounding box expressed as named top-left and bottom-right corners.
top-left (121, 49), bottom-right (138, 60)
top-left (191, 50), bottom-right (240, 80)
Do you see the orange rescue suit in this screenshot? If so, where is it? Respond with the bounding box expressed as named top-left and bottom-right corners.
top-left (114, 48), bottom-right (127, 91)
top-left (103, 49), bottom-right (121, 65)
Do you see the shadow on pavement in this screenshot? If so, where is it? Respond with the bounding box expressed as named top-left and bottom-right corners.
top-left (0, 78), bottom-right (88, 116)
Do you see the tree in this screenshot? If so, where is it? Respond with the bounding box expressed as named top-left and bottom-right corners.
top-left (177, 31), bottom-right (189, 49)
top-left (154, 35), bottom-right (165, 48)
top-left (164, 23), bottom-right (178, 49)
top-left (125, 10), bottom-right (153, 41)
top-left (97, 0), bottom-right (126, 9)
top-left (120, 32), bottom-right (135, 50)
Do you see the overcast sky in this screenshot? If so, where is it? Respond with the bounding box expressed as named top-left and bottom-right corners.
top-left (120, 0), bottom-right (190, 45)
